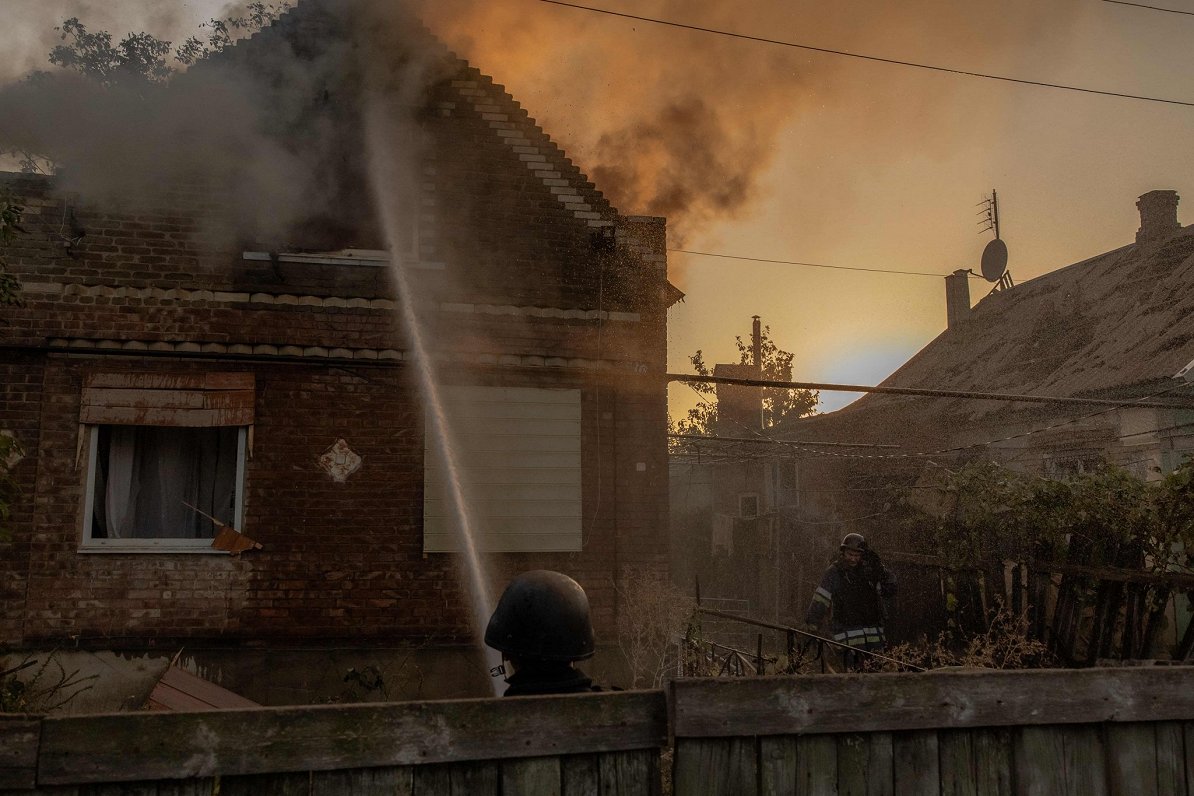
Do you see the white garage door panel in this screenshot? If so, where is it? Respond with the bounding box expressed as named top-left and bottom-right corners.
top-left (425, 498), bottom-right (582, 519)
top-left (424, 387), bottom-right (582, 553)
top-left (427, 449), bottom-right (581, 471)
top-left (446, 417), bottom-right (582, 439)
top-left (426, 482), bottom-right (582, 502)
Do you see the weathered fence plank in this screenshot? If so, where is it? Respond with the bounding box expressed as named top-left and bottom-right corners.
top-left (834, 734), bottom-right (866, 796)
top-left (562, 754), bottom-right (600, 795)
top-left (835, 731), bottom-right (892, 796)
top-left (1014, 726), bottom-right (1068, 796)
top-left (0, 717), bottom-right (39, 790)
top-left (1185, 722), bottom-right (1194, 794)
top-left (759, 736), bottom-right (797, 796)
top-left (972, 728), bottom-right (1012, 796)
top-left (502, 757), bottom-right (560, 796)
top-left (310, 765), bottom-right (413, 795)
top-left (939, 729), bottom-right (977, 796)
top-left (37, 690), bottom-right (666, 786)
top-left (154, 780), bottom-right (221, 796)
top-left (219, 771), bottom-right (311, 795)
top-left (1017, 725), bottom-right (1109, 796)
top-left (673, 738), bottom-right (757, 796)
top-left (893, 730), bottom-right (938, 796)
top-left (1154, 722), bottom-right (1185, 796)
top-left (670, 669), bottom-right (1194, 737)
top-left (412, 764), bottom-right (452, 795)
top-left (1106, 723), bottom-right (1158, 795)
top-left (598, 750), bottom-right (658, 796)
top-left (1061, 725), bottom-right (1108, 796)
top-left (452, 761), bottom-right (500, 794)
top-left (795, 735), bottom-right (836, 795)
top-left (835, 734), bottom-right (867, 796)
top-left (79, 785), bottom-right (158, 796)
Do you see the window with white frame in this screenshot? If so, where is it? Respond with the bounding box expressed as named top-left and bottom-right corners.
top-left (80, 373), bottom-right (252, 551)
top-left (423, 386), bottom-right (582, 553)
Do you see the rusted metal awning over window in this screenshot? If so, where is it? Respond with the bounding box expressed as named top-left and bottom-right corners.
top-left (80, 373), bottom-right (255, 426)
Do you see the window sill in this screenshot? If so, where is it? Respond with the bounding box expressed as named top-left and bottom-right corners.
top-left (78, 542), bottom-right (229, 555)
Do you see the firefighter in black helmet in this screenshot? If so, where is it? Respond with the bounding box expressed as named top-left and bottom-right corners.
top-left (485, 570), bottom-right (601, 696)
top-left (805, 533), bottom-right (896, 670)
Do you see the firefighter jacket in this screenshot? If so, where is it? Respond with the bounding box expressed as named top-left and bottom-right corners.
top-left (805, 554), bottom-right (897, 631)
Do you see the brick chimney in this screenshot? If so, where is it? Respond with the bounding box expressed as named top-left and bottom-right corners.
top-left (1136, 190), bottom-right (1180, 246)
top-left (713, 363), bottom-right (763, 434)
top-left (945, 269), bottom-right (971, 329)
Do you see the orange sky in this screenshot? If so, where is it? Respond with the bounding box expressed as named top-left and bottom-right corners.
top-left (6, 0), bottom-right (1194, 416)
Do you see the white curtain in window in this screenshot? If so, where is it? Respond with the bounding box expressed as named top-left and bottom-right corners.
top-left (94, 427), bottom-right (238, 539)
top-left (103, 427), bottom-right (139, 539)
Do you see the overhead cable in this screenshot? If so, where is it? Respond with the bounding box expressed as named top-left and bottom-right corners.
top-left (670, 249), bottom-right (985, 279)
top-left (540, 0), bottom-right (1194, 108)
top-left (671, 376), bottom-right (1194, 461)
top-left (1102, 0), bottom-right (1194, 16)
top-left (667, 373), bottom-right (1194, 410)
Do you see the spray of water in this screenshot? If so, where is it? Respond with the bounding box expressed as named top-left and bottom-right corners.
top-left (363, 98), bottom-right (505, 695)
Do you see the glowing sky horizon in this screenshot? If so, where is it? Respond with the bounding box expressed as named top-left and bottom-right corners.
top-left (5, 0), bottom-right (1194, 419)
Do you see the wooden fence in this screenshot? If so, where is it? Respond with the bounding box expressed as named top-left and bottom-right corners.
top-left (0, 690), bottom-right (666, 795)
top-left (672, 667), bottom-right (1194, 795)
top-left (883, 551), bottom-right (1194, 665)
top-left (4, 667), bottom-right (1194, 795)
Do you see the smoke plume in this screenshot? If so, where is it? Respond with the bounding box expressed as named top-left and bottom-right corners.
top-left (0, 0), bottom-right (1081, 249)
top-left (413, 0), bottom-right (1082, 245)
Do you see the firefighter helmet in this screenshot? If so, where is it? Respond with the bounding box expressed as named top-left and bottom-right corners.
top-left (485, 570), bottom-right (596, 661)
top-left (840, 533), bottom-right (868, 552)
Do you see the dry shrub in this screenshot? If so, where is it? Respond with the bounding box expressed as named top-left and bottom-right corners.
top-left (615, 568), bottom-right (695, 689)
top-left (867, 604), bottom-right (1054, 672)
top-left (1, 653), bottom-right (96, 713)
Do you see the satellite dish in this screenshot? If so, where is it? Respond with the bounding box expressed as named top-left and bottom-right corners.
top-left (980, 238), bottom-right (1008, 282)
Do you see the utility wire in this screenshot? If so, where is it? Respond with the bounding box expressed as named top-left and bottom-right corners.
top-left (671, 375), bottom-right (1194, 461)
top-left (1102, 0), bottom-right (1194, 16)
top-left (670, 249), bottom-right (985, 279)
top-left (777, 379), bottom-right (1194, 461)
top-left (540, 0), bottom-right (1194, 108)
top-left (668, 373), bottom-right (1194, 410)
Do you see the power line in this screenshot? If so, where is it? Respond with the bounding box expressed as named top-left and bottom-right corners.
top-left (670, 249), bottom-right (985, 279)
top-left (540, 0), bottom-right (1194, 108)
top-left (1102, 0), bottom-right (1194, 16)
top-left (781, 380), bottom-right (1194, 461)
top-left (669, 432), bottom-right (900, 449)
top-left (667, 373), bottom-right (1194, 410)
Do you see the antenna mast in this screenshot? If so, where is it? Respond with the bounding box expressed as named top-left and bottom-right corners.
top-left (977, 189), bottom-right (1013, 291)
top-left (977, 189), bottom-right (1000, 240)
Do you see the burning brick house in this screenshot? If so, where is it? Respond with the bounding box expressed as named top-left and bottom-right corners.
top-left (0, 0), bottom-right (676, 701)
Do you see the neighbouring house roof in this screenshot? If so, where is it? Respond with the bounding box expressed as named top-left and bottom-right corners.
top-left (790, 216), bottom-right (1194, 449)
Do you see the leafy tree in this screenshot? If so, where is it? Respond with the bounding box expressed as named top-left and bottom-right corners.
top-left (49, 19), bottom-right (174, 88)
top-left (0, 194), bottom-right (24, 306)
top-left (670, 324), bottom-right (818, 438)
top-left (0, 195), bottom-right (26, 540)
top-left (49, 3), bottom-right (291, 84)
top-left (3, 3), bottom-right (291, 174)
top-left (905, 459), bottom-right (1194, 572)
top-left (0, 432), bottom-right (19, 542)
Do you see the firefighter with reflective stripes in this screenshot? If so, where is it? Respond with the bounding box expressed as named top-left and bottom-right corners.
top-left (805, 533), bottom-right (896, 669)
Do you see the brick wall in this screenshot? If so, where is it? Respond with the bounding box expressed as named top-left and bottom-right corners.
top-left (0, 353), bottom-right (43, 644)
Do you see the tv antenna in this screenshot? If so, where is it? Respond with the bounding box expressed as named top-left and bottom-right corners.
top-left (976, 189), bottom-right (1013, 291)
